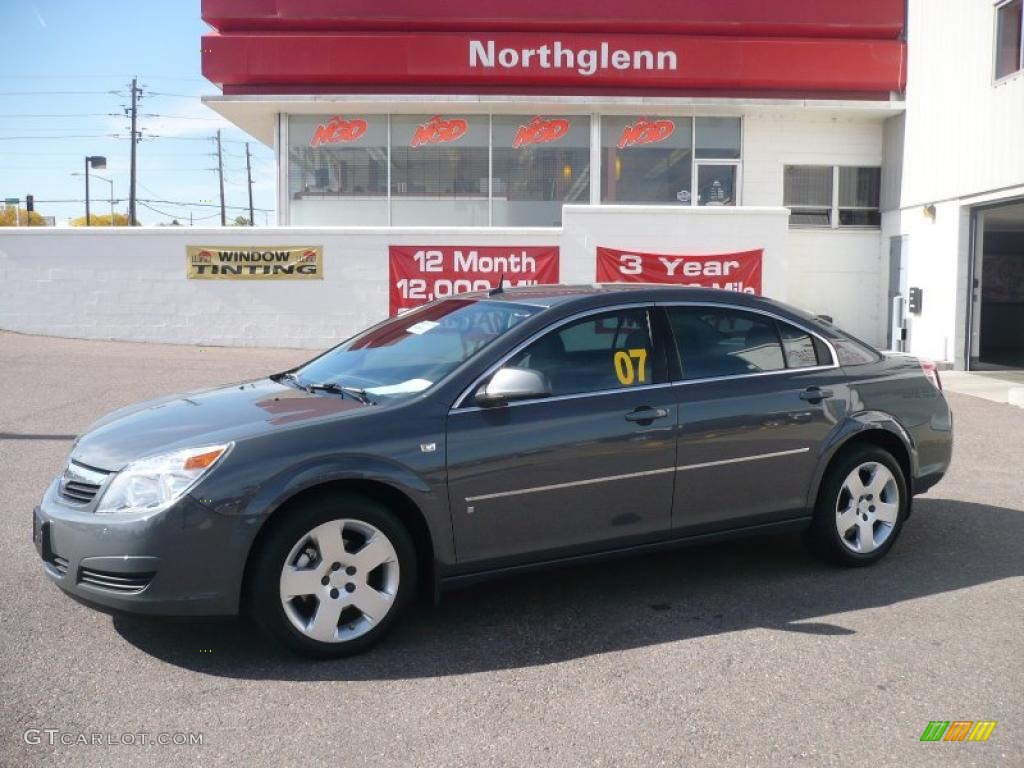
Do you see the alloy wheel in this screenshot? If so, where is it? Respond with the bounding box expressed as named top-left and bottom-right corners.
top-left (279, 519), bottom-right (400, 643)
top-left (834, 461), bottom-right (900, 554)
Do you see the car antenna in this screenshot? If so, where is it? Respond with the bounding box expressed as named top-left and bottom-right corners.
top-left (488, 274), bottom-right (505, 296)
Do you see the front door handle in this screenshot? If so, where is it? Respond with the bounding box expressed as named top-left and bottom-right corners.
top-left (625, 406), bottom-right (670, 423)
top-left (799, 387), bottom-right (834, 402)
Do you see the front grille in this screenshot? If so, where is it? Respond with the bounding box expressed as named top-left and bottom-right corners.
top-left (49, 555), bottom-right (69, 575)
top-left (58, 461), bottom-right (111, 506)
top-left (78, 567), bottom-right (155, 595)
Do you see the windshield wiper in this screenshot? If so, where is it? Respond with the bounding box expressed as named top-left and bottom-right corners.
top-left (273, 372), bottom-right (305, 389)
top-left (306, 382), bottom-right (375, 405)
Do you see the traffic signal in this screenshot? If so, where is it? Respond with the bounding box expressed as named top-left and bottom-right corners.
top-left (25, 195), bottom-right (34, 213)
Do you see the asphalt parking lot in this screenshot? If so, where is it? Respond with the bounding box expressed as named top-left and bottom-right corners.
top-left (1, 330), bottom-right (1021, 767)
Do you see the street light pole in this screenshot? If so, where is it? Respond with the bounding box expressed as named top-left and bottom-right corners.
top-left (83, 156), bottom-right (107, 226)
top-left (85, 157), bottom-right (91, 226)
top-left (72, 172), bottom-right (114, 224)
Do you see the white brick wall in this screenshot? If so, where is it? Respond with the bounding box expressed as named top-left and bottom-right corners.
top-left (0, 206), bottom-right (791, 348)
top-left (744, 109), bottom-right (888, 343)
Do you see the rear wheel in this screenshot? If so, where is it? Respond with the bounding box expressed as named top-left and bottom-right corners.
top-left (249, 493), bottom-right (416, 658)
top-left (807, 445), bottom-right (908, 566)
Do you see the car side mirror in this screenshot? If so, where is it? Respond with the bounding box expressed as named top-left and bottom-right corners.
top-left (475, 366), bottom-right (552, 407)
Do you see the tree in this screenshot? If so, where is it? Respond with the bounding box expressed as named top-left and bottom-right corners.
top-left (233, 215), bottom-right (252, 226)
top-left (70, 213), bottom-right (132, 227)
top-left (0, 207), bottom-right (46, 226)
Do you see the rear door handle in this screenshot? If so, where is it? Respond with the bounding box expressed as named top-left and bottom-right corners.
top-left (799, 387), bottom-right (834, 402)
top-left (625, 406), bottom-right (670, 423)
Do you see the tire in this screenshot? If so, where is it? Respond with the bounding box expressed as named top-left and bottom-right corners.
top-left (806, 445), bottom-right (908, 567)
top-left (249, 492), bottom-right (417, 658)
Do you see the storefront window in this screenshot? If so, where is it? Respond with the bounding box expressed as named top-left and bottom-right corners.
top-left (695, 117), bottom-right (741, 159)
top-left (784, 165), bottom-right (833, 226)
top-left (696, 165), bottom-right (737, 206)
top-left (995, 0), bottom-right (1023, 79)
top-left (492, 115), bottom-right (590, 226)
top-left (285, 112), bottom-right (744, 224)
top-left (390, 115), bottom-right (489, 226)
top-left (288, 115), bottom-right (388, 225)
top-left (784, 165), bottom-right (880, 228)
top-left (838, 167), bottom-right (881, 226)
top-left (600, 116), bottom-right (693, 204)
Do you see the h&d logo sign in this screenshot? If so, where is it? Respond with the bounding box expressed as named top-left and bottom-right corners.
top-left (512, 117), bottom-right (570, 148)
top-left (186, 246), bottom-right (323, 280)
top-left (411, 116), bottom-right (468, 147)
top-left (310, 117), bottom-right (368, 147)
top-left (618, 119), bottom-right (675, 148)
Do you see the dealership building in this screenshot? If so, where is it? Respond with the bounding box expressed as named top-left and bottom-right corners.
top-left (197, 0), bottom-right (1021, 367)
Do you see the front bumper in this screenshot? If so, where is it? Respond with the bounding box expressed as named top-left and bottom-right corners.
top-left (34, 479), bottom-right (256, 616)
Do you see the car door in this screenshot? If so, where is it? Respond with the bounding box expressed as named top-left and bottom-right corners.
top-left (446, 305), bottom-right (678, 566)
top-left (663, 303), bottom-right (842, 532)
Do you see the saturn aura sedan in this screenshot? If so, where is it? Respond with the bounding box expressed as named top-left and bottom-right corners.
top-left (34, 285), bottom-right (953, 657)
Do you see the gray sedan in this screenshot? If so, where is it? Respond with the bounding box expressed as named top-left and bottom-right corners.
top-left (33, 286), bottom-right (953, 657)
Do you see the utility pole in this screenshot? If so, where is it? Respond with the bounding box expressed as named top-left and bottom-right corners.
top-left (127, 77), bottom-right (141, 226)
top-left (216, 130), bottom-right (226, 227)
top-left (245, 142), bottom-right (255, 226)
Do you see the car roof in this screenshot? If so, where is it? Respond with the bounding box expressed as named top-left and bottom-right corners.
top-left (470, 284), bottom-right (770, 310)
top-left (466, 284), bottom-right (837, 336)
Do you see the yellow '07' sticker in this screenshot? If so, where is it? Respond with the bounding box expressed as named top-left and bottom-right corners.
top-left (614, 348), bottom-right (648, 385)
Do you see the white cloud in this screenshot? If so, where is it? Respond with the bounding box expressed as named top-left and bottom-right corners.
top-left (32, 5), bottom-right (47, 28)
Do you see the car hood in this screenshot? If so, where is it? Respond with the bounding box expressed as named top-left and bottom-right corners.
top-left (72, 378), bottom-right (369, 470)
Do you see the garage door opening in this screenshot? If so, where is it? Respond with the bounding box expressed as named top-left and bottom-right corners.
top-left (971, 201), bottom-right (1024, 369)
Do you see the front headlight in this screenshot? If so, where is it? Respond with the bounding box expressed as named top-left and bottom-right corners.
top-left (95, 443), bottom-right (233, 515)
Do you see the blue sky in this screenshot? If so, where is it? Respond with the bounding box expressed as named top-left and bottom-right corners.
top-left (0, 0), bottom-right (275, 225)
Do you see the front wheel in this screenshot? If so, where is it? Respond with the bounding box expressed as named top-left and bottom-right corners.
top-left (249, 493), bottom-right (416, 658)
top-left (806, 445), bottom-right (908, 566)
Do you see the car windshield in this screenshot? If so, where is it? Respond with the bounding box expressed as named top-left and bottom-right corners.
top-left (292, 299), bottom-right (540, 401)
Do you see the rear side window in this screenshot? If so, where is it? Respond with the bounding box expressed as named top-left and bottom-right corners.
top-left (668, 307), bottom-right (785, 379)
top-left (509, 308), bottom-right (667, 396)
top-left (667, 307), bottom-right (831, 380)
top-left (779, 323), bottom-right (821, 369)
top-left (833, 337), bottom-right (880, 366)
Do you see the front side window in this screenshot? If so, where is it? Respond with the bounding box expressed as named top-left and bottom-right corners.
top-left (295, 299), bottom-right (539, 401)
top-left (492, 115), bottom-right (591, 226)
top-left (508, 308), bottom-right (666, 396)
top-left (996, 0), bottom-right (1023, 79)
top-left (600, 116), bottom-right (693, 204)
top-left (390, 115), bottom-right (489, 226)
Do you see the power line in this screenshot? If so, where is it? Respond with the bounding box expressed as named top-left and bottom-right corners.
top-left (0, 90), bottom-right (124, 96)
top-left (24, 197), bottom-right (272, 212)
top-left (0, 113), bottom-right (119, 118)
top-left (0, 134), bottom-right (121, 140)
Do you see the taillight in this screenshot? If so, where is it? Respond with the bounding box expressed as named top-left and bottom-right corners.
top-left (920, 359), bottom-right (942, 390)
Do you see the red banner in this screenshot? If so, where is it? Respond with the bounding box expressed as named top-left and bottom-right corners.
top-left (389, 245), bottom-right (560, 315)
top-left (596, 246), bottom-right (762, 294)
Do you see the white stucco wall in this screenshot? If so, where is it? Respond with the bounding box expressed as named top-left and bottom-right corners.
top-left (1, 206), bottom-right (801, 349)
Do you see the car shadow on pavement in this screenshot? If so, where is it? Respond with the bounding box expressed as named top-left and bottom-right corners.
top-left (111, 498), bottom-right (1022, 680)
